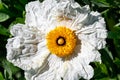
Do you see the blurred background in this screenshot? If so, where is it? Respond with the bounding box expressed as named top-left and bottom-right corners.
top-left (0, 0), bottom-right (120, 80)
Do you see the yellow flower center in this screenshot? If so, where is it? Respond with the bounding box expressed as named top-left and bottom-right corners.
top-left (46, 26), bottom-right (77, 57)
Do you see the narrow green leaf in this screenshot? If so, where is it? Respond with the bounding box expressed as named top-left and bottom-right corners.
top-left (2, 60), bottom-right (21, 79)
top-left (19, 0), bottom-right (28, 5)
top-left (104, 47), bottom-right (114, 60)
top-left (100, 48), bottom-right (113, 65)
top-left (0, 1), bottom-right (7, 11)
top-left (93, 62), bottom-right (108, 79)
top-left (0, 12), bottom-right (9, 22)
top-left (114, 58), bottom-right (120, 67)
top-left (103, 11), bottom-right (116, 31)
top-left (9, 17), bottom-right (25, 29)
top-left (113, 24), bottom-right (120, 31)
top-left (117, 74), bottom-right (120, 80)
top-left (14, 4), bottom-right (24, 11)
top-left (91, 0), bottom-right (110, 7)
top-left (100, 64), bottom-right (108, 75)
top-left (0, 72), bottom-right (4, 80)
top-left (0, 25), bottom-right (9, 36)
top-left (95, 77), bottom-right (109, 80)
top-left (0, 1), bottom-right (9, 12)
top-left (82, 0), bottom-right (90, 4)
top-left (0, 1), bottom-right (13, 17)
top-left (99, 48), bottom-right (117, 76)
top-left (98, 77), bottom-right (117, 80)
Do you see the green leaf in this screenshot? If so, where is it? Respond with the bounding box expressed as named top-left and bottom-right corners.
top-left (0, 1), bottom-right (13, 17)
top-left (114, 39), bottom-right (120, 58)
top-left (2, 60), bottom-right (21, 80)
top-left (97, 77), bottom-right (117, 80)
top-left (0, 72), bottom-right (4, 80)
top-left (82, 0), bottom-right (90, 4)
top-left (0, 12), bottom-right (9, 22)
top-left (117, 74), bottom-right (120, 80)
top-left (0, 1), bottom-right (7, 11)
top-left (103, 11), bottom-right (116, 31)
top-left (0, 1), bottom-right (9, 13)
top-left (19, 0), bottom-right (28, 5)
top-left (100, 64), bottom-right (108, 75)
top-left (91, 0), bottom-right (110, 7)
top-left (113, 24), bottom-right (120, 32)
top-left (14, 3), bottom-right (24, 11)
top-left (0, 25), bottom-right (9, 36)
top-left (9, 17), bottom-right (25, 29)
top-left (100, 48), bottom-right (113, 65)
top-left (114, 58), bottom-right (120, 67)
top-left (99, 48), bottom-right (117, 76)
top-left (108, 31), bottom-right (117, 39)
top-left (94, 62), bottom-right (108, 79)
top-left (95, 77), bottom-right (109, 80)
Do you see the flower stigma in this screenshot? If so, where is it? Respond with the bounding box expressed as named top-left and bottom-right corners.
top-left (46, 26), bottom-right (77, 57)
top-left (56, 36), bottom-right (66, 46)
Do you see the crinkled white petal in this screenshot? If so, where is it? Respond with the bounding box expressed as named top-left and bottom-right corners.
top-left (32, 54), bottom-right (63, 80)
top-left (47, 1), bottom-right (90, 31)
top-left (6, 39), bottom-right (50, 71)
top-left (25, 71), bottom-right (34, 80)
top-left (79, 40), bottom-right (101, 63)
top-left (25, 1), bottom-right (41, 27)
top-left (10, 24), bottom-right (24, 36)
top-left (6, 23), bottom-right (50, 71)
top-left (76, 11), bottom-right (107, 49)
top-left (25, 0), bottom-right (57, 34)
top-left (60, 41), bottom-right (98, 80)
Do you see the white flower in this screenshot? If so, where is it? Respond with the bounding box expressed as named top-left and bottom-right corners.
top-left (6, 0), bottom-right (107, 80)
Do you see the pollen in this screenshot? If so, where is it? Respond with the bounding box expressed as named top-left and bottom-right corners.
top-left (46, 26), bottom-right (77, 57)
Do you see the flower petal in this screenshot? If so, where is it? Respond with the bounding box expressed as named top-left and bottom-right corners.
top-left (6, 25), bottom-right (50, 70)
top-left (25, 1), bottom-right (41, 27)
top-left (25, 0), bottom-right (57, 34)
top-left (79, 65), bottom-right (94, 79)
top-left (47, 1), bottom-right (90, 30)
top-left (77, 11), bottom-right (107, 49)
top-left (32, 54), bottom-right (63, 80)
top-left (10, 24), bottom-right (24, 36)
top-left (6, 38), bottom-right (50, 71)
top-left (68, 55), bottom-right (94, 80)
top-left (80, 40), bottom-right (101, 63)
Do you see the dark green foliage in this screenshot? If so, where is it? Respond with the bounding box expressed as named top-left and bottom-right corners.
top-left (0, 0), bottom-right (120, 80)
